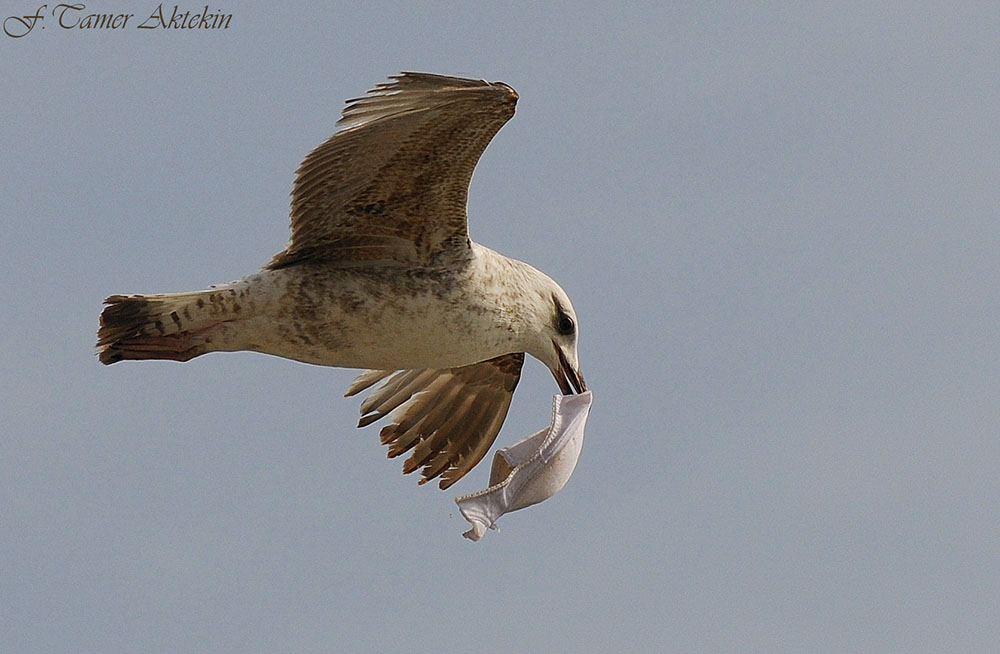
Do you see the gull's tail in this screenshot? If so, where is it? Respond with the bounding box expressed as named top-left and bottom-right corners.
top-left (97, 285), bottom-right (248, 364)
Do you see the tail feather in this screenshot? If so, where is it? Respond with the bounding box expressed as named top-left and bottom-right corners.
top-left (97, 292), bottom-right (222, 364)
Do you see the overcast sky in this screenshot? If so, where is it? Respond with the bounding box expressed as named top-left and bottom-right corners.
top-left (3, 2), bottom-right (999, 652)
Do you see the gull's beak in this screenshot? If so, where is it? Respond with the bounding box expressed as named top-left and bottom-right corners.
top-left (552, 340), bottom-right (587, 395)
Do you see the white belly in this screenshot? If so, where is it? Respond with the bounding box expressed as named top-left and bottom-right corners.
top-left (220, 263), bottom-right (521, 370)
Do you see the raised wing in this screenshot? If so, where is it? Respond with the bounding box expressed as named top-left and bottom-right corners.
top-left (268, 72), bottom-right (518, 269)
top-left (344, 353), bottom-right (524, 489)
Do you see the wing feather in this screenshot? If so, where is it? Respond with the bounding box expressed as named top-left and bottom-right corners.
top-left (346, 352), bottom-right (524, 489)
top-left (268, 72), bottom-right (518, 269)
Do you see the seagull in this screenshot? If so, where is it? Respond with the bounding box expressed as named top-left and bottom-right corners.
top-left (97, 72), bottom-right (586, 489)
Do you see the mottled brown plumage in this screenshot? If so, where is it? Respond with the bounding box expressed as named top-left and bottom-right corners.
top-left (98, 73), bottom-right (584, 489)
top-left (345, 353), bottom-right (524, 488)
top-left (269, 73), bottom-right (518, 270)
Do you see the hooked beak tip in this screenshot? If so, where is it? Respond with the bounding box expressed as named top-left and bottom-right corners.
top-left (553, 341), bottom-right (586, 395)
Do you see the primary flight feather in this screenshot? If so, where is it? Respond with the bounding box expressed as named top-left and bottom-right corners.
top-left (98, 72), bottom-right (586, 489)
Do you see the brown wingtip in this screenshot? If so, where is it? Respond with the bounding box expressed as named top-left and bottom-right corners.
top-left (493, 81), bottom-right (518, 102)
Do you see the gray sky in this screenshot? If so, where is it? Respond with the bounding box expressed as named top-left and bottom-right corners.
top-left (3, 2), bottom-right (999, 652)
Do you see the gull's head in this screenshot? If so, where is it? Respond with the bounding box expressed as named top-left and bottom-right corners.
top-left (524, 272), bottom-right (587, 395)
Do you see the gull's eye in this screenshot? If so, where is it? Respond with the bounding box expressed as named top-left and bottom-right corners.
top-left (556, 313), bottom-right (575, 336)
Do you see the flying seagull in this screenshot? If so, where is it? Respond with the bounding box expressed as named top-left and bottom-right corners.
top-left (97, 72), bottom-right (586, 490)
